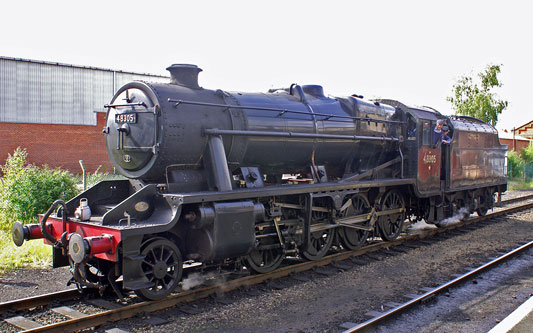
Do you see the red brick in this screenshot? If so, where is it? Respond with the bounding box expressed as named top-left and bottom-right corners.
top-left (0, 113), bottom-right (113, 174)
top-left (500, 138), bottom-right (530, 152)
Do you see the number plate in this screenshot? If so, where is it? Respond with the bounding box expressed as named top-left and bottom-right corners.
top-left (115, 113), bottom-right (137, 124)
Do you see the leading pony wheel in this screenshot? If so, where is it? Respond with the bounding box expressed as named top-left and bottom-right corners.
top-left (135, 238), bottom-right (183, 301)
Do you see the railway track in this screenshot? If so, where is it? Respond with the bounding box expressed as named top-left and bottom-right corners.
top-left (2, 194), bottom-right (532, 332)
top-left (340, 239), bottom-right (533, 332)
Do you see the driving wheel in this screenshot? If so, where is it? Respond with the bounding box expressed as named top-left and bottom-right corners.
top-left (338, 194), bottom-right (371, 250)
top-left (378, 190), bottom-right (406, 241)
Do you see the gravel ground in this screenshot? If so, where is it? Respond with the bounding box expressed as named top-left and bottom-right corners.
top-left (377, 247), bottom-right (533, 333)
top-left (0, 266), bottom-right (72, 303)
top-left (118, 210), bottom-right (532, 333)
top-left (0, 189), bottom-right (532, 332)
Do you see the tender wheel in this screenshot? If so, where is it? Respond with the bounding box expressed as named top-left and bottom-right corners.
top-left (476, 205), bottom-right (488, 217)
top-left (245, 244), bottom-right (284, 274)
top-left (476, 192), bottom-right (491, 217)
top-left (338, 194), bottom-right (371, 250)
top-left (135, 238), bottom-right (183, 301)
top-left (301, 228), bottom-right (334, 260)
top-left (378, 190), bottom-right (406, 241)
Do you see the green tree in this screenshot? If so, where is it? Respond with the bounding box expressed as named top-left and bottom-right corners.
top-left (507, 150), bottom-right (524, 179)
top-left (447, 64), bottom-right (508, 126)
top-left (522, 142), bottom-right (533, 164)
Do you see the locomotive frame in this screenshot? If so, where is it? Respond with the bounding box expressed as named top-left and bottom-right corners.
top-left (12, 64), bottom-right (507, 300)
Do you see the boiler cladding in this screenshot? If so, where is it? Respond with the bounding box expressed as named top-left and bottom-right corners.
top-left (105, 64), bottom-right (403, 184)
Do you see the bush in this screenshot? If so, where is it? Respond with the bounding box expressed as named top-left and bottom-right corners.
top-left (75, 165), bottom-right (124, 190)
top-left (507, 150), bottom-right (524, 179)
top-left (0, 148), bottom-right (78, 231)
top-left (522, 142), bottom-right (533, 164)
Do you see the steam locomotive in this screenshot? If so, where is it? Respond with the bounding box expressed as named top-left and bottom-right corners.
top-left (12, 64), bottom-right (507, 300)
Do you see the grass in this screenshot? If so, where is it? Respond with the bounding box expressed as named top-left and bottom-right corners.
top-left (508, 179), bottom-right (533, 191)
top-left (0, 230), bottom-right (52, 273)
top-left (0, 172), bottom-right (124, 274)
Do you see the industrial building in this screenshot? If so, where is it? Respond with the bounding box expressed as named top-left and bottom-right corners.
top-left (0, 56), bottom-right (168, 173)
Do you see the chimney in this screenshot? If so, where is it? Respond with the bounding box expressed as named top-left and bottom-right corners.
top-left (166, 64), bottom-right (202, 89)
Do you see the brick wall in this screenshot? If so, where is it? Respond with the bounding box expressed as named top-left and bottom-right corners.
top-left (500, 138), bottom-right (531, 152)
top-left (0, 112), bottom-right (113, 174)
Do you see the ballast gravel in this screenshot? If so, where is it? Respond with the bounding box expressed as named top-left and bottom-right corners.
top-left (0, 189), bottom-right (532, 332)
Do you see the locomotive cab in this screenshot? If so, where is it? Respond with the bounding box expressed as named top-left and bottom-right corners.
top-left (399, 107), bottom-right (448, 196)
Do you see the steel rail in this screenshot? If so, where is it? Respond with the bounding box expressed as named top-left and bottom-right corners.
top-left (19, 200), bottom-right (533, 332)
top-left (0, 264), bottom-right (198, 315)
top-left (496, 193), bottom-right (533, 206)
top-left (3, 194), bottom-right (530, 315)
top-left (0, 289), bottom-right (80, 313)
top-left (342, 240), bottom-right (533, 332)
top-left (3, 195), bottom-right (531, 331)
top-left (21, 239), bottom-right (395, 332)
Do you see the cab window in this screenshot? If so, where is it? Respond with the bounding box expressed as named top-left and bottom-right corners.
top-left (407, 115), bottom-right (417, 140)
top-left (421, 121), bottom-right (431, 146)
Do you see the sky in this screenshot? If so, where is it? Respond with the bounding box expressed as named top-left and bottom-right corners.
top-left (2, 0), bottom-right (532, 131)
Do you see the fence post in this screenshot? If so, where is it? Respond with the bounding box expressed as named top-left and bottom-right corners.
top-left (79, 160), bottom-right (87, 191)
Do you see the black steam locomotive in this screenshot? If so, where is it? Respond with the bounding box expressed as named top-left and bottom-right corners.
top-left (12, 65), bottom-right (507, 300)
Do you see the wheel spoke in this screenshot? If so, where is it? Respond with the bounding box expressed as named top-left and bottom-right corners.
top-left (143, 260), bottom-right (155, 267)
top-left (159, 245), bottom-right (165, 261)
top-left (262, 251), bottom-right (268, 264)
top-left (160, 278), bottom-right (169, 290)
top-left (163, 251), bottom-right (173, 263)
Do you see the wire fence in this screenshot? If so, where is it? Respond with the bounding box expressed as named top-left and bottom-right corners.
top-left (527, 163), bottom-right (533, 179)
top-left (508, 162), bottom-right (533, 180)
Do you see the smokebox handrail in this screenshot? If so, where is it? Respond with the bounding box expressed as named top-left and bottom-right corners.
top-left (168, 98), bottom-right (405, 125)
top-left (105, 102), bottom-right (147, 108)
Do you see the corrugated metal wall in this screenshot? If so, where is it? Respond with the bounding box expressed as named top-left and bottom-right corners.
top-left (0, 57), bottom-right (168, 125)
